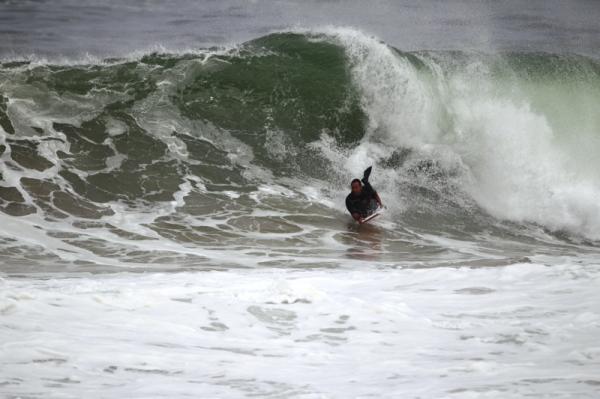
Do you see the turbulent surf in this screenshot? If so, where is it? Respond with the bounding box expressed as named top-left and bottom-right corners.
top-left (1, 29), bottom-right (599, 273)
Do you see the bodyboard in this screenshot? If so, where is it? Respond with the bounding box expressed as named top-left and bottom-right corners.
top-left (362, 208), bottom-right (383, 224)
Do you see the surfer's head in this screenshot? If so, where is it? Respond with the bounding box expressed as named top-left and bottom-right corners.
top-left (351, 179), bottom-right (362, 194)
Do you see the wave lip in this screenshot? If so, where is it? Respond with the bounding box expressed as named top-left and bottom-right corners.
top-left (303, 27), bottom-right (600, 241)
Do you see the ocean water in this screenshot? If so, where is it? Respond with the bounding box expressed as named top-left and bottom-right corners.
top-left (1, 1), bottom-right (600, 398)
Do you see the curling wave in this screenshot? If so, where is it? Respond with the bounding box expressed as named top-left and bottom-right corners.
top-left (0, 27), bottom-right (599, 270)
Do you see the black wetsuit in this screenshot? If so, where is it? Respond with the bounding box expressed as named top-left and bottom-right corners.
top-left (346, 182), bottom-right (379, 218)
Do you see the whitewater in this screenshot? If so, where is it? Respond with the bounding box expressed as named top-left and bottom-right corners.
top-left (1, 10), bottom-right (600, 399)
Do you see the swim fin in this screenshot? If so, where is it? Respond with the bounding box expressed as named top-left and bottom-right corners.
top-left (362, 166), bottom-right (372, 184)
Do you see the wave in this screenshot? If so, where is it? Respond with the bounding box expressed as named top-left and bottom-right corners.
top-left (0, 27), bottom-right (599, 267)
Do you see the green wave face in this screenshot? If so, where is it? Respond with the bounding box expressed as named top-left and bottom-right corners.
top-left (0, 33), bottom-right (369, 211)
top-left (176, 33), bottom-right (367, 147)
top-left (1, 30), bottom-right (600, 250)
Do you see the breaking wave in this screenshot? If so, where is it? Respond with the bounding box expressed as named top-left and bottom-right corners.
top-left (1, 27), bottom-right (599, 270)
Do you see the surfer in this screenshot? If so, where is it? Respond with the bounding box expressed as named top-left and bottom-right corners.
top-left (346, 166), bottom-right (383, 224)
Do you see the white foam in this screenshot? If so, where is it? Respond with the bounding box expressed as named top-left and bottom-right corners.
top-left (1, 263), bottom-right (599, 397)
top-left (105, 118), bottom-right (127, 137)
top-left (303, 27), bottom-right (600, 239)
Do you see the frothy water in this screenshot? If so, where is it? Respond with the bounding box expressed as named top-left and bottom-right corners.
top-left (2, 263), bottom-right (600, 397)
top-left (1, 23), bottom-right (600, 398)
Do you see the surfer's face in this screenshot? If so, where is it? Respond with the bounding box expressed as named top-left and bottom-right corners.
top-left (351, 181), bottom-right (362, 194)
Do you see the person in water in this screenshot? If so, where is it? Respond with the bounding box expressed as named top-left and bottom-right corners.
top-left (346, 167), bottom-right (383, 224)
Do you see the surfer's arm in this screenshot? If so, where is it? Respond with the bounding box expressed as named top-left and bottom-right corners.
top-left (374, 192), bottom-right (383, 207)
top-left (346, 197), bottom-right (364, 223)
top-left (365, 182), bottom-right (383, 207)
top-left (351, 212), bottom-right (364, 223)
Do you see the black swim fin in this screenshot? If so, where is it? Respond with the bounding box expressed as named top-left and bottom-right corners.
top-left (361, 166), bottom-right (372, 184)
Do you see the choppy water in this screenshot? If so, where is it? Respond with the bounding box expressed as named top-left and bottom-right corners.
top-left (1, 2), bottom-right (600, 398)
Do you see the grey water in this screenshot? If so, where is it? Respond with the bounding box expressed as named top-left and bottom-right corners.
top-left (2, 0), bottom-right (600, 58)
